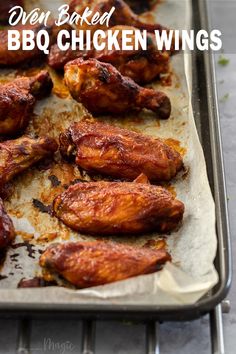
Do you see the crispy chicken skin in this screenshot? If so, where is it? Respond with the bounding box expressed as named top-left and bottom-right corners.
top-left (39, 241), bottom-right (171, 288)
top-left (60, 120), bottom-right (183, 181)
top-left (48, 26), bottom-right (170, 84)
top-left (0, 198), bottom-right (15, 250)
top-left (0, 136), bottom-right (58, 191)
top-left (64, 58), bottom-right (171, 118)
top-left (53, 180), bottom-right (184, 235)
top-left (0, 71), bottom-right (53, 136)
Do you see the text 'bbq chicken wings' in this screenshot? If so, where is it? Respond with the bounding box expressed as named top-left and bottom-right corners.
top-left (0, 136), bottom-right (58, 192)
top-left (39, 240), bottom-right (171, 288)
top-left (0, 198), bottom-right (15, 250)
top-left (48, 26), bottom-right (170, 85)
top-left (53, 179), bottom-right (184, 235)
top-left (60, 120), bottom-right (183, 182)
top-left (64, 58), bottom-right (171, 118)
top-left (0, 71), bottom-right (53, 136)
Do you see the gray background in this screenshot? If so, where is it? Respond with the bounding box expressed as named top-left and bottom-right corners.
top-left (0, 0), bottom-right (236, 353)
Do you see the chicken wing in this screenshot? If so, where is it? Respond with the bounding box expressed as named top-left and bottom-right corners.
top-left (0, 198), bottom-right (15, 250)
top-left (60, 120), bottom-right (183, 181)
top-left (53, 179), bottom-right (184, 235)
top-left (125, 0), bottom-right (151, 14)
top-left (48, 26), bottom-right (170, 84)
top-left (0, 136), bottom-right (58, 191)
top-left (0, 70), bottom-right (53, 136)
top-left (48, 44), bottom-right (89, 71)
top-left (39, 240), bottom-right (171, 288)
top-left (64, 58), bottom-right (171, 118)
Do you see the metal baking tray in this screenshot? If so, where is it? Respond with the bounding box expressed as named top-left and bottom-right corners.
top-left (0, 0), bottom-right (231, 321)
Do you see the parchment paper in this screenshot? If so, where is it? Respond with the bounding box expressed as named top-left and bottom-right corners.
top-left (0, 0), bottom-right (218, 306)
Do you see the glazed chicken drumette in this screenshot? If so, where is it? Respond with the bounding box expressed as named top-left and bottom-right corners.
top-left (64, 58), bottom-right (171, 118)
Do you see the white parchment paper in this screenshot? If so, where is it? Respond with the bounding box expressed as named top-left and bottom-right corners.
top-left (0, 0), bottom-right (218, 306)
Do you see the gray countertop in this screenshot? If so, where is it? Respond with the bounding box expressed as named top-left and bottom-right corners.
top-left (1, 1), bottom-right (235, 353)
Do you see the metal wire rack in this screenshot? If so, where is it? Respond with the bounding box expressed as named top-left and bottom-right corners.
top-left (15, 301), bottom-right (230, 354)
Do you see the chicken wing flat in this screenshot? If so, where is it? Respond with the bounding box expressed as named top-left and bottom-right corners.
top-left (60, 120), bottom-right (183, 182)
top-left (64, 58), bottom-right (171, 118)
top-left (0, 136), bottom-right (58, 191)
top-left (0, 198), bottom-right (15, 250)
top-left (48, 26), bottom-right (170, 85)
top-left (0, 70), bottom-right (53, 136)
top-left (39, 240), bottom-right (171, 288)
top-left (53, 180), bottom-right (184, 235)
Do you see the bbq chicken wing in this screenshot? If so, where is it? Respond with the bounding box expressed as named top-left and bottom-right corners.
top-left (53, 179), bottom-right (184, 235)
top-left (0, 198), bottom-right (15, 250)
top-left (69, 0), bottom-right (170, 34)
top-left (60, 120), bottom-right (183, 182)
top-left (0, 136), bottom-right (58, 191)
top-left (93, 26), bottom-right (170, 84)
top-left (48, 44), bottom-right (89, 71)
top-left (39, 240), bottom-right (171, 288)
top-left (0, 71), bottom-right (53, 136)
top-left (64, 58), bottom-right (171, 118)
top-left (48, 26), bottom-right (170, 84)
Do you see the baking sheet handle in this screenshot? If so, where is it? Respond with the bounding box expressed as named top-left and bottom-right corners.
top-left (82, 320), bottom-right (96, 354)
top-left (15, 307), bottom-right (227, 354)
top-left (146, 322), bottom-right (160, 354)
top-left (16, 319), bottom-right (31, 354)
top-left (210, 304), bottom-right (225, 354)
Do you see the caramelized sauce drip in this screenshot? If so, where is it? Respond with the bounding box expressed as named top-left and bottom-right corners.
top-left (164, 138), bottom-right (187, 156)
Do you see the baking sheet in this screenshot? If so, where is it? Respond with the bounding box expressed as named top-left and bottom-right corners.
top-left (0, 0), bottom-right (218, 305)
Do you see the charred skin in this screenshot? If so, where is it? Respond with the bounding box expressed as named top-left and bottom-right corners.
top-left (0, 136), bottom-right (58, 191)
top-left (48, 26), bottom-right (170, 85)
top-left (39, 240), bottom-right (171, 288)
top-left (53, 180), bottom-right (184, 235)
top-left (64, 58), bottom-right (171, 118)
top-left (0, 71), bottom-right (53, 136)
top-left (0, 198), bottom-right (15, 250)
top-left (59, 120), bottom-right (183, 182)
